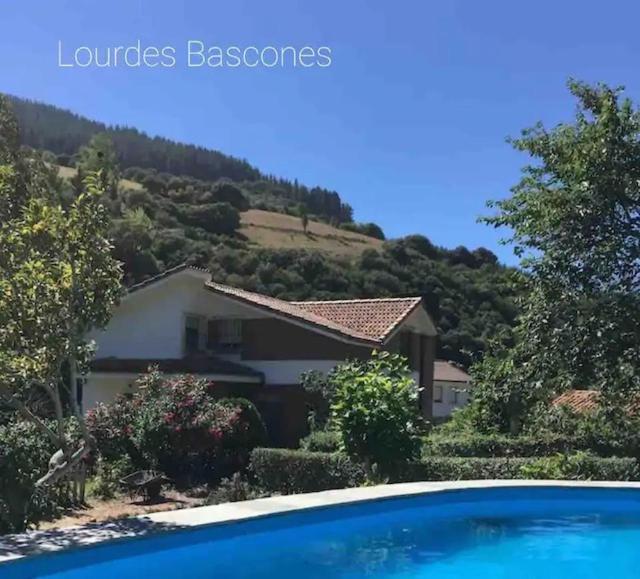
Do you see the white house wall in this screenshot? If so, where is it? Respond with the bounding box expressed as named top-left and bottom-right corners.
top-left (89, 274), bottom-right (268, 360)
top-left (433, 380), bottom-right (470, 418)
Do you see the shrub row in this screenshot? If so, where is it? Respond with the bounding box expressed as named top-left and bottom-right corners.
top-left (250, 448), bottom-right (365, 493)
top-left (423, 433), bottom-right (586, 458)
top-left (423, 433), bottom-right (640, 458)
top-left (250, 448), bottom-right (639, 495)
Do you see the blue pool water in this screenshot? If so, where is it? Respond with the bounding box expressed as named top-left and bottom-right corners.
top-left (4, 487), bottom-right (640, 578)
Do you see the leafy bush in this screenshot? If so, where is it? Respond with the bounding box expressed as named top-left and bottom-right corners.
top-left (88, 455), bottom-right (135, 500)
top-left (300, 429), bottom-right (341, 453)
top-left (250, 448), bottom-right (366, 494)
top-left (519, 452), bottom-right (638, 481)
top-left (178, 202), bottom-right (240, 234)
top-left (331, 351), bottom-right (423, 473)
top-left (339, 221), bottom-right (386, 240)
top-left (401, 455), bottom-right (636, 482)
top-left (0, 421), bottom-right (68, 533)
top-left (423, 433), bottom-right (587, 458)
top-left (87, 372), bottom-right (267, 483)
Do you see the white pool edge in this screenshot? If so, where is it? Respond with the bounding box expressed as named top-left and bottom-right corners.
top-left (3, 479), bottom-right (640, 564)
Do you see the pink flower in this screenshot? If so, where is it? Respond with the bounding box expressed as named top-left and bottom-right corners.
top-left (209, 427), bottom-right (223, 441)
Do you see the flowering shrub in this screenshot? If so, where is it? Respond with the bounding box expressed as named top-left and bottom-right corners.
top-left (87, 370), bottom-right (266, 482)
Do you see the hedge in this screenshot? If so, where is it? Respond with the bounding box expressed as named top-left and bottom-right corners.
top-left (423, 434), bottom-right (586, 458)
top-left (250, 448), bottom-right (638, 495)
top-left (250, 449), bottom-right (365, 493)
top-left (395, 455), bottom-right (638, 483)
top-left (424, 433), bottom-right (640, 459)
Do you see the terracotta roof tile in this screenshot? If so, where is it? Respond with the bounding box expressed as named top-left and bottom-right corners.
top-left (552, 389), bottom-right (600, 413)
top-left (434, 360), bottom-right (472, 383)
top-left (206, 282), bottom-right (381, 344)
top-left (552, 389), bottom-right (640, 414)
top-left (291, 297), bottom-right (422, 342)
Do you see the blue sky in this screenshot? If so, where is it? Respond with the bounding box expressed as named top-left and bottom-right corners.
top-left (1, 1), bottom-right (639, 264)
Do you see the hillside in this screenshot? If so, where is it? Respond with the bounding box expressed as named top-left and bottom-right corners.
top-left (11, 96), bottom-right (519, 366)
top-left (8, 94), bottom-right (353, 224)
top-left (54, 164), bottom-right (380, 257)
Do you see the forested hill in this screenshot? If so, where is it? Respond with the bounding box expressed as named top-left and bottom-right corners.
top-left (7, 95), bottom-right (352, 223)
top-left (5, 94), bottom-right (520, 366)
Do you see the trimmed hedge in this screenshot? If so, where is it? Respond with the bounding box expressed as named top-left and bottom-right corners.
top-left (250, 448), bottom-right (638, 495)
top-left (250, 449), bottom-right (365, 493)
top-left (423, 434), bottom-right (586, 458)
top-left (396, 455), bottom-right (638, 482)
top-left (424, 433), bottom-right (640, 459)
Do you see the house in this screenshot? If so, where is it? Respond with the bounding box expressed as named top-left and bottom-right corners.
top-left (432, 361), bottom-right (472, 419)
top-left (81, 264), bottom-right (443, 444)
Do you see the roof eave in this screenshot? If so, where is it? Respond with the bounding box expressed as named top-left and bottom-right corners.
top-left (204, 283), bottom-right (380, 348)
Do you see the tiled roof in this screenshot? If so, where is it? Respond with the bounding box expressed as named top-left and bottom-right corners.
top-left (434, 360), bottom-right (472, 383)
top-left (90, 356), bottom-right (263, 380)
top-left (552, 389), bottom-right (600, 413)
top-left (127, 264), bottom-right (427, 346)
top-left (552, 389), bottom-right (640, 414)
top-left (206, 282), bottom-right (414, 345)
top-left (291, 297), bottom-right (422, 342)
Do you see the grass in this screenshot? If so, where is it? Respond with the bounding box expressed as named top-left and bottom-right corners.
top-left (240, 209), bottom-right (383, 257)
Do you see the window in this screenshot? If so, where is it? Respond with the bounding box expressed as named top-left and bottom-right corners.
top-left (185, 315), bottom-right (201, 354)
top-left (207, 319), bottom-right (242, 350)
top-left (433, 385), bottom-right (443, 403)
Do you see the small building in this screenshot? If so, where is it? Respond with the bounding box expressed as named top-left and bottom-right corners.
top-left (432, 360), bottom-right (472, 419)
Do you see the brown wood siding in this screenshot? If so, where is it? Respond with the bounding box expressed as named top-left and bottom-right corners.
top-left (241, 318), bottom-right (374, 361)
top-left (420, 335), bottom-right (436, 418)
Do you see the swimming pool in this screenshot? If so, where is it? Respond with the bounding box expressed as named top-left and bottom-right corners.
top-left (4, 485), bottom-right (640, 578)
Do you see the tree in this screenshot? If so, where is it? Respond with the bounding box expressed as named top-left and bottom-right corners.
top-left (0, 96), bottom-right (122, 494)
top-left (330, 351), bottom-right (423, 475)
top-left (300, 207), bottom-right (309, 234)
top-left (478, 80), bottom-right (640, 432)
top-left (73, 133), bottom-right (120, 200)
top-left (211, 180), bottom-right (249, 211)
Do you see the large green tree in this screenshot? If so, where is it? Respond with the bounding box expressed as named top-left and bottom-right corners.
top-left (0, 96), bottom-right (122, 489)
top-left (475, 80), bottom-right (640, 433)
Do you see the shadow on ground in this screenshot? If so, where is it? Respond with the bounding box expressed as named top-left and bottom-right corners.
top-left (0, 517), bottom-right (186, 561)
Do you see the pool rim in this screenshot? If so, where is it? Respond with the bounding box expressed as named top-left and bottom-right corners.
top-left (3, 479), bottom-right (640, 566)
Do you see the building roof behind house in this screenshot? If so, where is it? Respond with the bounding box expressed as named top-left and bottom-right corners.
top-left (552, 389), bottom-right (600, 413)
top-left (291, 297), bottom-right (423, 343)
top-left (434, 360), bottom-right (472, 383)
